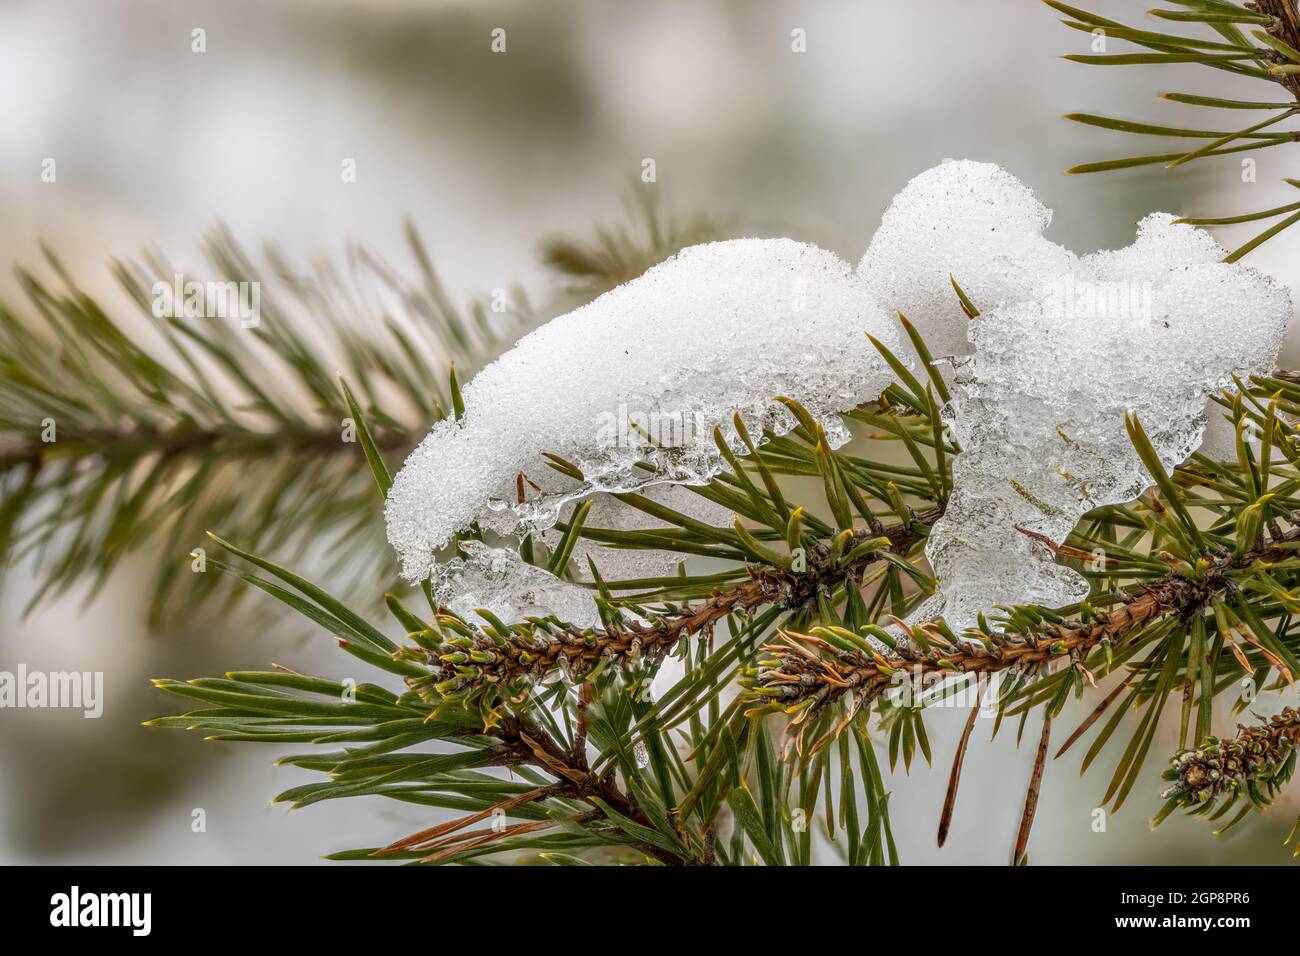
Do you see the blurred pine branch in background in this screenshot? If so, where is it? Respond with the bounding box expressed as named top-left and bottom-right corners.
top-left (1052, 0), bottom-right (1300, 260)
top-left (0, 197), bottom-right (726, 626)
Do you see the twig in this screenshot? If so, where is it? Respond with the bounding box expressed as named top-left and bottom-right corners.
top-left (421, 508), bottom-right (942, 699)
top-left (388, 713), bottom-right (706, 865)
top-left (756, 525), bottom-right (1300, 723)
top-left (1166, 705), bottom-right (1300, 804)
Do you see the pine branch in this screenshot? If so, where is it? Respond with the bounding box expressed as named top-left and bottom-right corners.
top-left (0, 226), bottom-right (512, 620)
top-left (540, 188), bottom-right (728, 296)
top-left (382, 713), bottom-right (708, 865)
top-left (0, 197), bottom-right (724, 623)
top-left (1155, 706), bottom-right (1300, 846)
top-left (1053, 0), bottom-right (1300, 259)
top-left (148, 363), bottom-right (941, 865)
top-left (151, 666), bottom-right (713, 865)
top-left (751, 522), bottom-right (1300, 749)
top-left (1165, 706), bottom-right (1300, 802)
top-left (418, 508), bottom-right (940, 703)
top-left (146, 293), bottom-right (1300, 861)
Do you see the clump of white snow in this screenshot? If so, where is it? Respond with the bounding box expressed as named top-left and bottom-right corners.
top-left (389, 159), bottom-right (1293, 636)
top-left (915, 209), bottom-right (1291, 632)
top-left (387, 238), bottom-right (904, 583)
top-left (432, 540), bottom-right (603, 629)
top-left (858, 160), bottom-right (1076, 361)
top-left (857, 159), bottom-right (1257, 468)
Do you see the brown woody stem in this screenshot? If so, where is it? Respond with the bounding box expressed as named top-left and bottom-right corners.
top-left (423, 509), bottom-right (941, 699)
top-left (756, 526), bottom-right (1300, 721)
top-left (1256, 1), bottom-right (1300, 99)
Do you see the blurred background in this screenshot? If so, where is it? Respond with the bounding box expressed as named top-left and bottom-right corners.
top-left (1, 0), bottom-right (1297, 864)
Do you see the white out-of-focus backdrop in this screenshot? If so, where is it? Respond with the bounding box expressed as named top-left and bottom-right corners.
top-left (1, 0), bottom-right (1296, 864)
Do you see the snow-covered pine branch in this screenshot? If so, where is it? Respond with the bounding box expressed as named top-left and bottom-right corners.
top-left (387, 160), bottom-right (1292, 635)
top-left (386, 238), bottom-right (906, 583)
top-left (872, 163), bottom-right (1290, 630)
